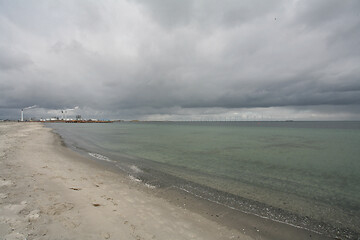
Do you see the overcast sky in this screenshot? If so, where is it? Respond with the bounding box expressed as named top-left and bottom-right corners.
top-left (1, 0), bottom-right (360, 120)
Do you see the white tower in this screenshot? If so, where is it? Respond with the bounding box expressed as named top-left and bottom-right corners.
top-left (21, 109), bottom-right (24, 122)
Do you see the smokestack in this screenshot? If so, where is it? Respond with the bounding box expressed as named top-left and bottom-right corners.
top-left (21, 105), bottom-right (37, 121)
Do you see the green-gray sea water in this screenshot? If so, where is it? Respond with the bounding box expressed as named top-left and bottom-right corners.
top-left (48, 121), bottom-right (360, 239)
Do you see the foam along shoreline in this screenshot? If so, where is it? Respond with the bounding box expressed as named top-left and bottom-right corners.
top-left (0, 122), bottom-right (331, 240)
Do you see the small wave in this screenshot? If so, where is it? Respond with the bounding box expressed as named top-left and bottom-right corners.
top-left (130, 165), bottom-right (143, 173)
top-left (128, 175), bottom-right (142, 183)
top-left (128, 175), bottom-right (156, 189)
top-left (144, 183), bottom-right (156, 189)
top-left (88, 152), bottom-right (115, 163)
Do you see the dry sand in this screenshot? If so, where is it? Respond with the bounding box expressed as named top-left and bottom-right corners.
top-left (0, 122), bottom-right (253, 240)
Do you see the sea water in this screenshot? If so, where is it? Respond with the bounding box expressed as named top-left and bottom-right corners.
top-left (47, 121), bottom-right (360, 238)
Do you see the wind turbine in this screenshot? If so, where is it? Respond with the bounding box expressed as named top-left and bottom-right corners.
top-left (21, 105), bottom-right (37, 121)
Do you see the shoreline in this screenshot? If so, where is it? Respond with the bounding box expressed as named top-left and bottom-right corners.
top-left (50, 123), bottom-right (353, 239)
top-left (51, 123), bottom-right (339, 240)
top-left (1, 122), bottom-right (333, 239)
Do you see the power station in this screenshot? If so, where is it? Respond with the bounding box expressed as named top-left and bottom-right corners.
top-left (19, 105), bottom-right (112, 123)
top-left (20, 105), bottom-right (37, 122)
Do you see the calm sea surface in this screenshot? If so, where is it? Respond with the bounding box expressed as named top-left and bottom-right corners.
top-left (47, 121), bottom-right (360, 238)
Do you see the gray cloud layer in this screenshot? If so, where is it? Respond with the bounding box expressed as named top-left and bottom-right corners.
top-left (0, 0), bottom-right (360, 120)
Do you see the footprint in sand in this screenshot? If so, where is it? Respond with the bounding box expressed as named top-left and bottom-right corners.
top-left (43, 202), bottom-right (74, 216)
top-left (101, 232), bottom-right (111, 239)
top-left (101, 195), bottom-right (118, 206)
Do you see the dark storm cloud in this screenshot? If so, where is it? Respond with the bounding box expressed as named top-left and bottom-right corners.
top-left (0, 0), bottom-right (360, 120)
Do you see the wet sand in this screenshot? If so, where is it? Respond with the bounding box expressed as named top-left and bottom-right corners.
top-left (0, 122), bottom-right (331, 240)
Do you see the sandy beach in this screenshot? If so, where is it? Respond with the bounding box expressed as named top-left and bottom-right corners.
top-left (0, 122), bottom-right (254, 240)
